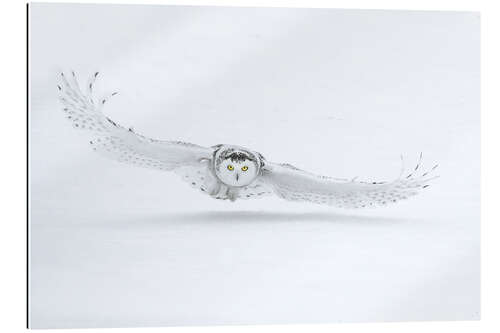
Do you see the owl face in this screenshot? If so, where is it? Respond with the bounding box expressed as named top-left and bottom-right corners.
top-left (214, 147), bottom-right (261, 187)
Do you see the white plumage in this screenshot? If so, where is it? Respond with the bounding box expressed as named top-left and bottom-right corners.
top-left (58, 72), bottom-right (438, 208)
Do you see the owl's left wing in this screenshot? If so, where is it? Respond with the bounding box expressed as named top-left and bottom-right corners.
top-left (57, 71), bottom-right (213, 172)
top-left (260, 156), bottom-right (438, 208)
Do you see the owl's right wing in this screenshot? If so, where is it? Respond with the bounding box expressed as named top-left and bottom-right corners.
top-left (58, 71), bottom-right (213, 172)
top-left (260, 156), bottom-right (438, 208)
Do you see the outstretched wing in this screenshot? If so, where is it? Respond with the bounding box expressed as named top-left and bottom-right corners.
top-left (57, 71), bottom-right (213, 172)
top-left (260, 155), bottom-right (438, 208)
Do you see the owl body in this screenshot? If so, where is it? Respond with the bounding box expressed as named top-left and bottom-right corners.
top-left (175, 144), bottom-right (269, 201)
top-left (58, 72), bottom-right (438, 208)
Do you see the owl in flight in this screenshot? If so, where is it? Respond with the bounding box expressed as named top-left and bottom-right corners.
top-left (58, 72), bottom-right (438, 208)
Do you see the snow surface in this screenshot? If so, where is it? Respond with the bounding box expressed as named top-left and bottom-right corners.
top-left (29, 3), bottom-right (480, 328)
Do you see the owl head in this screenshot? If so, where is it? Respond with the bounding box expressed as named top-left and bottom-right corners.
top-left (213, 145), bottom-right (263, 187)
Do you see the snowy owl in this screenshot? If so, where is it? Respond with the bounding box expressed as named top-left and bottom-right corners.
top-left (57, 72), bottom-right (438, 208)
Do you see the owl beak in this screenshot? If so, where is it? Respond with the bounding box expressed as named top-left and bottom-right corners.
top-left (235, 173), bottom-right (240, 181)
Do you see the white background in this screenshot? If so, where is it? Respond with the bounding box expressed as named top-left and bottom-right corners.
top-left (29, 2), bottom-right (479, 329)
top-left (1, 0), bottom-right (499, 333)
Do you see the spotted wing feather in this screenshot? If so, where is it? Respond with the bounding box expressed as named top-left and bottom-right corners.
top-left (261, 158), bottom-right (438, 208)
top-left (238, 180), bottom-right (273, 200)
top-left (58, 71), bottom-right (213, 172)
top-left (174, 161), bottom-right (221, 195)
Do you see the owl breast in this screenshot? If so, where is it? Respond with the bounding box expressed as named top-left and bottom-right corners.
top-left (212, 145), bottom-right (263, 187)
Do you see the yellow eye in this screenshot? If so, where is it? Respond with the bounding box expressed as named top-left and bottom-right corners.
top-left (241, 166), bottom-right (248, 171)
top-left (227, 165), bottom-right (234, 171)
